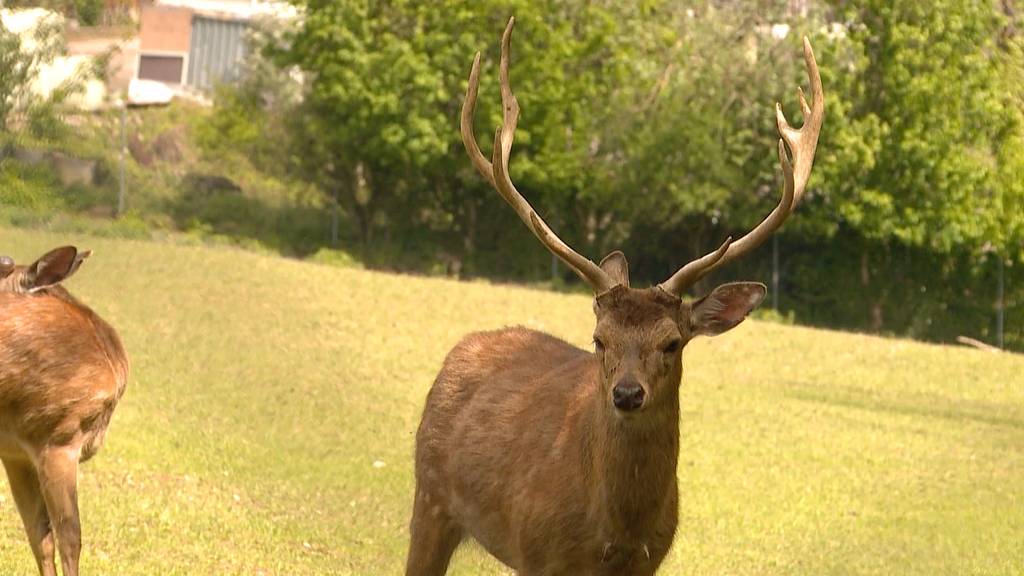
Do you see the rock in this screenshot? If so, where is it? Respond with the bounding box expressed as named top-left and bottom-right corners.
top-left (13, 147), bottom-right (47, 165)
top-left (49, 152), bottom-right (97, 187)
top-left (151, 126), bottom-right (185, 164)
top-left (181, 173), bottom-right (242, 196)
top-left (128, 133), bottom-right (154, 166)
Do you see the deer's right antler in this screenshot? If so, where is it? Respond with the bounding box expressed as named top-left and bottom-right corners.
top-left (461, 17), bottom-right (616, 295)
top-left (658, 38), bottom-right (824, 297)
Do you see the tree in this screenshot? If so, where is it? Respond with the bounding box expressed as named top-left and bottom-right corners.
top-left (0, 13), bottom-right (64, 132)
top-left (276, 0), bottom-right (671, 273)
top-left (815, 0), bottom-right (1021, 327)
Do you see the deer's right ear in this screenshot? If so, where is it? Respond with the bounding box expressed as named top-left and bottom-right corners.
top-left (689, 282), bottom-right (766, 337)
top-left (599, 251), bottom-right (629, 288)
top-left (25, 246), bottom-right (87, 291)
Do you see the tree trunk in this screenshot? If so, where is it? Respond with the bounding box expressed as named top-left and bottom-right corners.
top-left (329, 187), bottom-right (340, 247)
top-left (461, 198), bottom-right (477, 274)
top-left (353, 162), bottom-right (373, 260)
top-left (862, 247), bottom-right (885, 332)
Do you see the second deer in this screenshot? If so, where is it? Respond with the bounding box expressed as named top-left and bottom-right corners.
top-left (0, 246), bottom-right (129, 576)
top-left (407, 17), bottom-right (824, 576)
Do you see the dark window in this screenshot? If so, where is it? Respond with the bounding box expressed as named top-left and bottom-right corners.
top-left (138, 54), bottom-right (184, 84)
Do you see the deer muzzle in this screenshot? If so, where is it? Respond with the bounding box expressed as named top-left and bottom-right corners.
top-left (612, 380), bottom-right (646, 412)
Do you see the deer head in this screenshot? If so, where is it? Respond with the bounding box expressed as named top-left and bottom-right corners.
top-left (461, 17), bottom-right (823, 417)
top-left (0, 246), bottom-right (92, 294)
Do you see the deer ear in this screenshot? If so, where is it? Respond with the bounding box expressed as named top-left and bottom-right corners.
top-left (67, 249), bottom-right (92, 278)
top-left (690, 282), bottom-right (766, 337)
top-left (599, 251), bottom-right (629, 288)
top-left (25, 246), bottom-right (87, 291)
top-left (0, 255), bottom-right (14, 277)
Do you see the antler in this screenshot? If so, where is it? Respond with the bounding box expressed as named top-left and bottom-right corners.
top-left (659, 37), bottom-right (824, 297)
top-left (461, 17), bottom-right (615, 294)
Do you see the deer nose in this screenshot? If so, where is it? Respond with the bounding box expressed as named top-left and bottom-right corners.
top-left (612, 382), bottom-right (645, 412)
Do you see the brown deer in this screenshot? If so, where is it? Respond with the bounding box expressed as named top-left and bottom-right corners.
top-left (406, 17), bottom-right (823, 576)
top-left (0, 246), bottom-right (129, 576)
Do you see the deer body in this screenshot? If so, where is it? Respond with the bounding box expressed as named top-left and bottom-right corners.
top-left (407, 16), bottom-right (823, 575)
top-left (0, 288), bottom-right (128, 462)
top-left (0, 247), bottom-right (128, 576)
top-left (415, 324), bottom-right (680, 574)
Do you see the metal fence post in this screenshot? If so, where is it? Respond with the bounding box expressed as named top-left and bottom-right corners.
top-left (997, 255), bottom-right (1005, 350)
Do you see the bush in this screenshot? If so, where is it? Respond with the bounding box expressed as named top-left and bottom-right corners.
top-left (0, 158), bottom-right (65, 211)
top-left (309, 248), bottom-right (363, 269)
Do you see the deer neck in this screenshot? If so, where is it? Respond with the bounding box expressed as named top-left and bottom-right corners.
top-left (585, 383), bottom-right (680, 544)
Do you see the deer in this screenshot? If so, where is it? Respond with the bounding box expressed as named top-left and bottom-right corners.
top-left (0, 246), bottom-right (129, 576)
top-left (406, 17), bottom-right (823, 576)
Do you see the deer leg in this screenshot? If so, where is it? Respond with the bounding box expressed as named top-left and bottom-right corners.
top-left (404, 488), bottom-right (462, 576)
top-left (37, 449), bottom-right (81, 576)
top-left (2, 458), bottom-right (58, 576)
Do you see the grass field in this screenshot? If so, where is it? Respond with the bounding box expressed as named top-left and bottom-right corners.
top-left (0, 226), bottom-right (1021, 575)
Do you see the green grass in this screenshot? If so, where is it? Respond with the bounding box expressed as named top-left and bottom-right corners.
top-left (0, 225), bottom-right (1021, 575)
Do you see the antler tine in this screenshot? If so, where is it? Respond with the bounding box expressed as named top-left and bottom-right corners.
top-left (776, 37), bottom-right (824, 206)
top-left (659, 37), bottom-right (824, 297)
top-left (461, 52), bottom-right (494, 186)
top-left (464, 16), bottom-right (615, 294)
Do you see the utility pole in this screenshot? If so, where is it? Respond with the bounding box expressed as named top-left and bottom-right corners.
top-left (118, 101), bottom-right (126, 217)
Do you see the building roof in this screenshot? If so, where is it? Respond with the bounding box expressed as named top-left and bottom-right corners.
top-left (153, 0), bottom-right (297, 21)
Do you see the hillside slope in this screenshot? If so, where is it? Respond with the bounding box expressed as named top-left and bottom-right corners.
top-left (0, 227), bottom-right (1021, 575)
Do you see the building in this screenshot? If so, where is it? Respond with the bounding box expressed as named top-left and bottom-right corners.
top-left (137, 0), bottom-right (294, 91)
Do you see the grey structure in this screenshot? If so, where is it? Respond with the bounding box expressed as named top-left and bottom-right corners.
top-left (186, 16), bottom-right (249, 91)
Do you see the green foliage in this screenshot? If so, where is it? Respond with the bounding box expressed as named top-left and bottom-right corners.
top-left (168, 170), bottom-right (328, 256)
top-left (197, 16), bottom-right (303, 170)
top-left (194, 87), bottom-right (266, 161)
top-left (73, 0), bottom-right (104, 26)
top-left (309, 247), bottom-right (363, 269)
top-left (0, 156), bottom-right (65, 211)
top-left (825, 0), bottom-right (1017, 256)
top-left (4, 0), bottom-right (106, 26)
top-left (277, 0), bottom-right (671, 259)
top-left (0, 10), bottom-right (77, 137)
top-left (0, 19), bottom-right (36, 130)
top-left (26, 98), bottom-right (72, 141)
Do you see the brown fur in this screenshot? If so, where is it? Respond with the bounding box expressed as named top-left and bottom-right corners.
top-left (0, 248), bottom-right (128, 576)
top-left (407, 283), bottom-right (763, 575)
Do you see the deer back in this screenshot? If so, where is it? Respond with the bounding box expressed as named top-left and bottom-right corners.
top-left (0, 280), bottom-right (128, 460)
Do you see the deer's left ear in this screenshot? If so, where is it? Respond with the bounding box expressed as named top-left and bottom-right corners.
top-left (25, 246), bottom-right (90, 291)
top-left (690, 282), bottom-right (766, 337)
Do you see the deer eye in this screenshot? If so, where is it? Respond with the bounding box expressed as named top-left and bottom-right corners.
top-left (593, 337), bottom-right (606, 353)
top-left (662, 339), bottom-right (682, 354)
